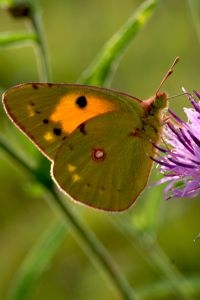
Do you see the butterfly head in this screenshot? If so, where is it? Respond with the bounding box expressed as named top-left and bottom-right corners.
top-left (154, 91), bottom-right (168, 109)
top-left (141, 91), bottom-right (168, 114)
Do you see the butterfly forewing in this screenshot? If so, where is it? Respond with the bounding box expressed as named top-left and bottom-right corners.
top-left (3, 83), bottom-right (142, 160)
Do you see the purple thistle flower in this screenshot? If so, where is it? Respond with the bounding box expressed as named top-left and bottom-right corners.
top-left (154, 89), bottom-right (200, 200)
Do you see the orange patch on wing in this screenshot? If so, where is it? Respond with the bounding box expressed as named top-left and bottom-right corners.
top-left (50, 93), bottom-right (117, 134)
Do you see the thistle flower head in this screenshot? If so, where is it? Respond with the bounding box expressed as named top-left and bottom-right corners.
top-left (154, 89), bottom-right (200, 200)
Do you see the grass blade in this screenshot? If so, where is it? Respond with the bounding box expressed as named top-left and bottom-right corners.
top-left (0, 31), bottom-right (37, 47)
top-left (80, 0), bottom-right (158, 86)
top-left (7, 222), bottom-right (67, 300)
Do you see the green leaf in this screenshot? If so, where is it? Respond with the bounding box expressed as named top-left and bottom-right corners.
top-left (80, 0), bottom-right (158, 86)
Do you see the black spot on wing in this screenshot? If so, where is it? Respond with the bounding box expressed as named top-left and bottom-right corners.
top-left (53, 128), bottom-right (62, 136)
top-left (43, 119), bottom-right (49, 124)
top-left (28, 101), bottom-right (41, 114)
top-left (32, 83), bottom-right (39, 90)
top-left (78, 122), bottom-right (87, 135)
top-left (75, 96), bottom-right (87, 108)
top-left (68, 144), bottom-right (74, 150)
top-left (129, 128), bottom-right (141, 137)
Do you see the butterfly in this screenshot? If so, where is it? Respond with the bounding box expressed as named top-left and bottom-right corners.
top-left (2, 58), bottom-right (179, 212)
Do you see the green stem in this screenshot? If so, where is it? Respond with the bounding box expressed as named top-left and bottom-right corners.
top-left (29, 2), bottom-right (51, 81)
top-left (50, 189), bottom-right (138, 300)
top-left (137, 276), bottom-right (200, 299)
top-left (139, 234), bottom-right (194, 300)
top-left (0, 136), bottom-right (33, 175)
top-left (0, 135), bottom-right (137, 300)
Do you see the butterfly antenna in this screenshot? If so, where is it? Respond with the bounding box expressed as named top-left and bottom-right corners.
top-left (167, 91), bottom-right (186, 100)
top-left (167, 87), bottom-right (189, 100)
top-left (155, 57), bottom-right (180, 95)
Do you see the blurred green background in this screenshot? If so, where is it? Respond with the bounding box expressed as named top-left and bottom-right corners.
top-left (0, 1), bottom-right (200, 300)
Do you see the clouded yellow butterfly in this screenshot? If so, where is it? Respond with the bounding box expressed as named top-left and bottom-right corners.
top-left (2, 58), bottom-right (179, 212)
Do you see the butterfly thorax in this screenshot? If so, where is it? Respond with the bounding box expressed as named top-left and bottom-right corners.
top-left (140, 91), bottom-right (168, 142)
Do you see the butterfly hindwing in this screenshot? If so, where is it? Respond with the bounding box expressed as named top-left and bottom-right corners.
top-left (52, 111), bottom-right (155, 211)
